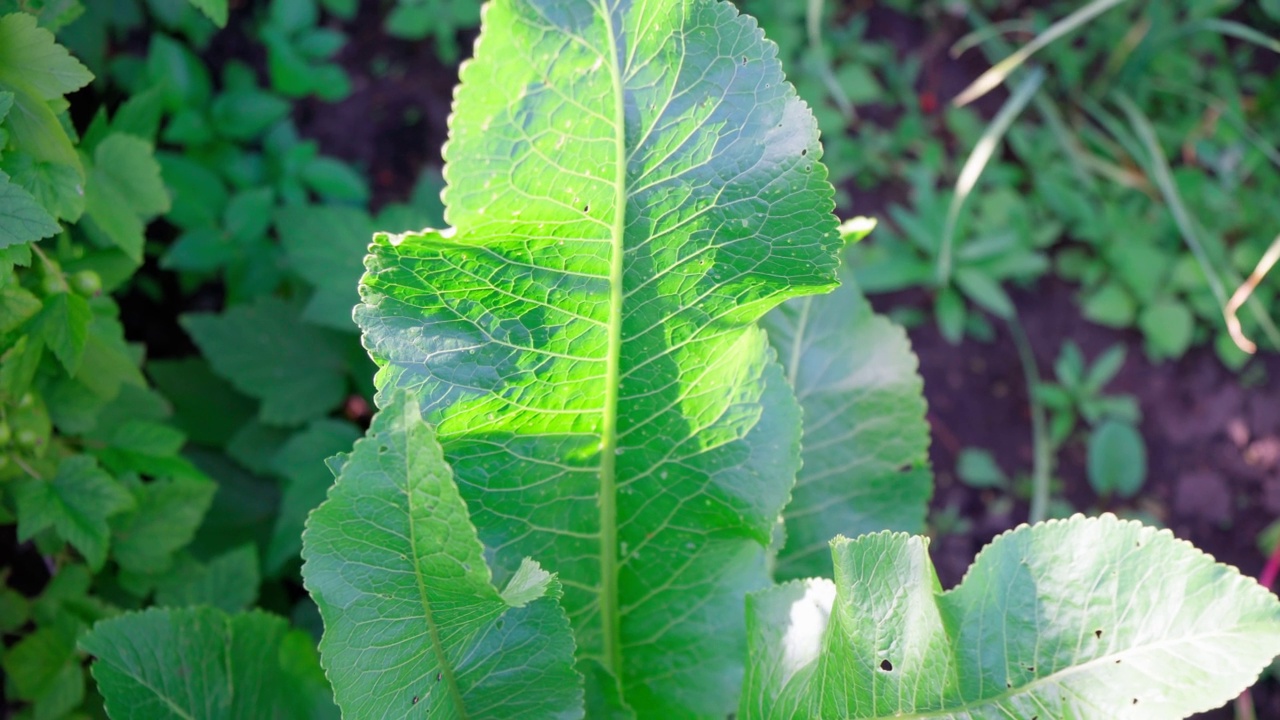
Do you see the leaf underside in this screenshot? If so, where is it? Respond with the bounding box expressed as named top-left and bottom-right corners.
top-left (355, 0), bottom-right (841, 715)
top-left (741, 514), bottom-right (1280, 720)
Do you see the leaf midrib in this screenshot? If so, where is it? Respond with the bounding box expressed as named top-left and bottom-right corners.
top-left (596, 0), bottom-right (628, 681)
top-left (401, 431), bottom-right (471, 719)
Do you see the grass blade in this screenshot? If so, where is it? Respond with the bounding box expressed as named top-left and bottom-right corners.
top-left (936, 67), bottom-right (1045, 286)
top-left (1116, 93), bottom-right (1280, 351)
top-left (954, 0), bottom-right (1131, 107)
top-left (1226, 234), bottom-right (1280, 354)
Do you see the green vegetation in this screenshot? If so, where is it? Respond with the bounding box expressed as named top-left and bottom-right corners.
top-left (3, 0), bottom-right (1280, 718)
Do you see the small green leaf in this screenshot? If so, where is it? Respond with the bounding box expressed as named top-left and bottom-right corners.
top-left (186, 0), bottom-right (229, 27)
top-left (182, 296), bottom-right (349, 426)
top-left (742, 516), bottom-right (1280, 719)
top-left (298, 156), bottom-right (368, 202)
top-left (84, 134), bottom-right (170, 260)
top-left (954, 267), bottom-right (1015, 318)
top-left (0, 170), bottom-right (59, 247)
top-left (111, 474), bottom-right (216, 575)
top-left (1087, 419), bottom-right (1147, 498)
top-left (935, 286), bottom-right (967, 344)
top-left (1082, 280), bottom-right (1136, 327)
top-left (211, 89), bottom-right (291, 141)
top-left (81, 607), bottom-right (336, 720)
top-left (29, 291), bottom-right (91, 375)
top-left (146, 34), bottom-right (212, 112)
top-left (302, 393), bottom-right (585, 719)
top-left (14, 455), bottom-right (134, 570)
top-left (956, 447), bottom-right (1007, 489)
top-left (1139, 299), bottom-right (1194, 360)
top-left (0, 12), bottom-right (93, 99)
top-left (223, 186), bottom-right (274, 243)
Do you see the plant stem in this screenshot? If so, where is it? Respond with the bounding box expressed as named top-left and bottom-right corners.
top-left (1008, 315), bottom-right (1052, 524)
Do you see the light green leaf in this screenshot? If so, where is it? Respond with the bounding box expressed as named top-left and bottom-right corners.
top-left (1138, 299), bottom-right (1194, 360)
top-left (0, 169), bottom-right (59, 247)
top-left (182, 296), bottom-right (349, 426)
top-left (0, 151), bottom-right (84, 223)
top-left (84, 134), bottom-right (170, 261)
top-left (0, 12), bottom-right (93, 100)
top-left (28, 290), bottom-right (91, 376)
top-left (265, 418), bottom-right (360, 572)
top-left (81, 607), bottom-right (336, 720)
top-left (301, 393), bottom-right (585, 719)
top-left (354, 1), bottom-right (840, 714)
top-left (14, 455), bottom-right (134, 569)
top-left (765, 276), bottom-right (931, 579)
top-left (742, 515), bottom-right (1280, 719)
top-left (111, 474), bottom-right (216, 575)
top-left (186, 0), bottom-right (228, 27)
top-left (955, 447), bottom-right (1007, 489)
top-left (1087, 420), bottom-right (1147, 499)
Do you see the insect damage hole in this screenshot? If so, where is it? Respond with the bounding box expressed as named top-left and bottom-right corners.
top-left (1094, 629), bottom-right (1103, 639)
top-left (879, 659), bottom-right (893, 672)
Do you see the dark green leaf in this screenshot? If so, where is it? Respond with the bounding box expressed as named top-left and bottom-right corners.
top-left (182, 296), bottom-right (349, 426)
top-left (265, 418), bottom-right (359, 572)
top-left (111, 474), bottom-right (216, 575)
top-left (81, 607), bottom-right (336, 720)
top-left (29, 291), bottom-right (91, 375)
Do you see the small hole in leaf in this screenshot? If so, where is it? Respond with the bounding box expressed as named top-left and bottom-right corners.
top-left (879, 659), bottom-right (892, 672)
top-left (436, 672), bottom-right (442, 682)
top-left (801, 149), bottom-right (807, 156)
top-left (1006, 681), bottom-right (1012, 688)
top-left (742, 56), bottom-right (747, 64)
top-left (1132, 699), bottom-right (1138, 705)
top-left (1115, 659), bottom-right (1122, 664)
top-left (584, 204), bottom-right (590, 212)
top-left (1025, 666), bottom-right (1035, 673)
top-left (412, 696), bottom-right (419, 705)
top-left (1094, 629), bottom-right (1103, 639)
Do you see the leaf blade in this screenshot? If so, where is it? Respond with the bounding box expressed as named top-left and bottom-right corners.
top-left (301, 393), bottom-right (584, 719)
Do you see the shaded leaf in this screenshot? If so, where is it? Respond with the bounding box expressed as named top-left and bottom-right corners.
top-left (81, 607), bottom-right (336, 720)
top-left (0, 170), bottom-right (59, 247)
top-left (182, 296), bottom-right (349, 426)
top-left (765, 277), bottom-right (931, 579)
top-left (301, 393), bottom-right (584, 719)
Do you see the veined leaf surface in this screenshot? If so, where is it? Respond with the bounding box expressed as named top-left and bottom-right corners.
top-left (765, 275), bottom-right (931, 580)
top-left (741, 514), bottom-right (1280, 719)
top-left (301, 393), bottom-right (584, 719)
top-left (355, 0), bottom-right (841, 715)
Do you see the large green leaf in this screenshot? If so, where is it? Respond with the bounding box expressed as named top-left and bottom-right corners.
top-left (301, 393), bottom-right (585, 719)
top-left (764, 275), bottom-right (931, 580)
top-left (741, 515), bottom-right (1280, 719)
top-left (80, 607), bottom-right (336, 720)
top-left (354, 0), bottom-right (840, 714)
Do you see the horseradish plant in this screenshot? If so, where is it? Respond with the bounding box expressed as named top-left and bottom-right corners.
top-left (83, 0), bottom-right (1280, 718)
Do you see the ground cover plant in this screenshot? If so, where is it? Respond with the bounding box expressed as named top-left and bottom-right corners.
top-left (5, 0), bottom-right (1280, 718)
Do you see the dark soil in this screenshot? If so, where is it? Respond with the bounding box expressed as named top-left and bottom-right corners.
top-left (174, 1), bottom-right (1280, 716)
